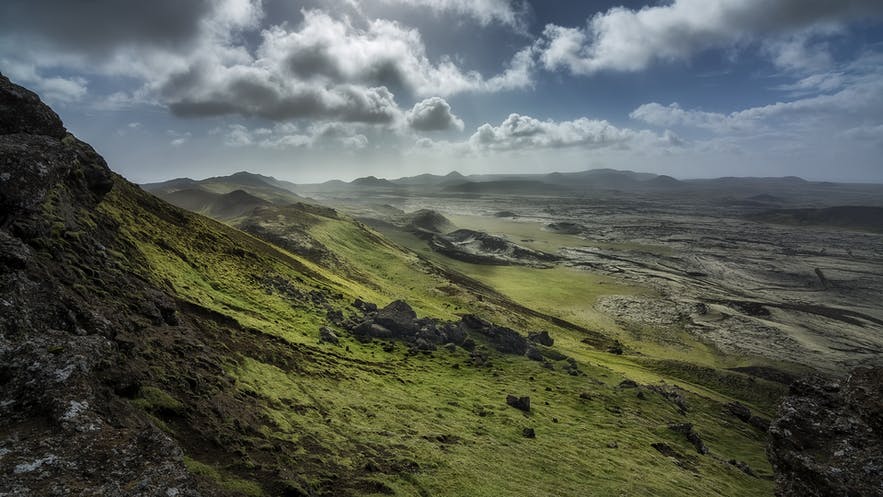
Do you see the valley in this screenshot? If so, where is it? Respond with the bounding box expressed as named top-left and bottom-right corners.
top-left (3, 75), bottom-right (881, 497)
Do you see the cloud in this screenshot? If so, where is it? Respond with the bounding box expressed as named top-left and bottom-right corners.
top-left (222, 122), bottom-right (370, 150)
top-left (405, 97), bottom-right (464, 131)
top-left (539, 0), bottom-right (883, 75)
top-left (254, 10), bottom-right (532, 97)
top-left (631, 53), bottom-right (883, 134)
top-left (466, 113), bottom-right (671, 152)
top-left (0, 0), bottom-right (218, 54)
top-left (152, 9), bottom-right (535, 123)
top-left (376, 0), bottom-right (530, 29)
top-left (1, 59), bottom-right (87, 102)
top-left (168, 130), bottom-right (192, 147)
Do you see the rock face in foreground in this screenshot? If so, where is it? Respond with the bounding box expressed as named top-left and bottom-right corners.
top-left (767, 366), bottom-right (883, 497)
top-left (0, 74), bottom-right (200, 496)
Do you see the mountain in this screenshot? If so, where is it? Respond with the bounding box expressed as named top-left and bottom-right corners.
top-left (350, 175), bottom-right (398, 188)
top-left (143, 171), bottom-right (308, 205)
top-left (163, 188), bottom-right (271, 220)
top-left (390, 171), bottom-right (470, 186)
top-left (3, 75), bottom-right (836, 497)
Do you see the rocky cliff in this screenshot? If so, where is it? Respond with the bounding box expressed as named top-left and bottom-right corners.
top-left (768, 366), bottom-right (883, 497)
top-left (0, 74), bottom-right (202, 495)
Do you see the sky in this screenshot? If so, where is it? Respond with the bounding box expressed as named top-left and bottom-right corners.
top-left (2, 0), bottom-right (882, 183)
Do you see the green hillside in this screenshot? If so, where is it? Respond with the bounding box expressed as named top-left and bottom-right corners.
top-left (2, 75), bottom-right (777, 496)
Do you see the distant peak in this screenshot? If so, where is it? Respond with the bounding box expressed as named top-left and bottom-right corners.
top-left (446, 171), bottom-right (464, 177)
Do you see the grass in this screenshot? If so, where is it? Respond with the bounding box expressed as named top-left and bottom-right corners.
top-left (184, 457), bottom-right (266, 496)
top-left (94, 179), bottom-right (778, 496)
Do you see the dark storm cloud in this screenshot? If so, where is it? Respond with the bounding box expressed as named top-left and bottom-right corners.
top-left (165, 66), bottom-right (401, 123)
top-left (0, 0), bottom-right (214, 53)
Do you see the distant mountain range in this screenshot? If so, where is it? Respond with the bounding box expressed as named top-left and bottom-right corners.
top-left (143, 168), bottom-right (883, 210)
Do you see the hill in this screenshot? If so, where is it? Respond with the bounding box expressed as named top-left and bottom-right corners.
top-left (143, 171), bottom-right (308, 205)
top-left (2, 75), bottom-right (786, 497)
top-left (163, 188), bottom-right (271, 220)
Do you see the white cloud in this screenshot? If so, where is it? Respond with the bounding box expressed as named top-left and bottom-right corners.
top-left (631, 54), bottom-right (883, 135)
top-left (468, 113), bottom-right (663, 151)
top-left (222, 121), bottom-right (370, 150)
top-left (539, 0), bottom-right (883, 75)
top-left (167, 130), bottom-right (192, 146)
top-left (376, 0), bottom-right (529, 29)
top-left (405, 97), bottom-right (463, 131)
top-left (1, 59), bottom-right (87, 102)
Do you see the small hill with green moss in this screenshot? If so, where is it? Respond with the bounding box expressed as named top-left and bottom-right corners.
top-left (1, 75), bottom-right (782, 497)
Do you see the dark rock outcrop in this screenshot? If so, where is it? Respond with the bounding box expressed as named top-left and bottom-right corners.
top-left (528, 331), bottom-right (553, 347)
top-left (1, 75), bottom-right (112, 220)
top-left (319, 326), bottom-right (340, 345)
top-left (374, 300), bottom-right (418, 335)
top-left (427, 229), bottom-right (560, 267)
top-left (460, 314), bottom-right (528, 355)
top-left (506, 395), bottom-right (531, 412)
top-left (0, 74), bottom-right (67, 138)
top-left (668, 423), bottom-right (709, 455)
top-left (768, 367), bottom-right (883, 497)
top-left (0, 74), bottom-right (200, 496)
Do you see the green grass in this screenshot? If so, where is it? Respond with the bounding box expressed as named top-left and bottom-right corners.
top-left (185, 457), bottom-right (266, 496)
top-left (97, 180), bottom-right (777, 496)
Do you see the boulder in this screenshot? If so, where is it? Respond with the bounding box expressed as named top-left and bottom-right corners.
top-left (506, 395), bottom-right (531, 412)
top-left (374, 300), bottom-right (418, 335)
top-left (319, 326), bottom-right (340, 345)
top-left (725, 401), bottom-right (752, 422)
top-left (522, 427), bottom-right (536, 438)
top-left (668, 423), bottom-right (708, 455)
top-left (619, 379), bottom-right (639, 389)
top-left (527, 331), bottom-right (554, 346)
top-left (459, 315), bottom-right (528, 355)
top-left (525, 347), bottom-right (543, 362)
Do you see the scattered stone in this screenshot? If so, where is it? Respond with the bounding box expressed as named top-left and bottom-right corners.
top-left (443, 342), bottom-right (457, 352)
top-left (725, 401), bottom-right (752, 422)
top-left (522, 427), bottom-right (536, 438)
top-left (506, 395), bottom-right (531, 412)
top-left (607, 442), bottom-right (618, 449)
top-left (725, 401), bottom-right (770, 431)
top-left (647, 385), bottom-right (689, 415)
top-left (619, 379), bottom-right (639, 389)
top-left (579, 392), bottom-right (592, 400)
top-left (319, 326), bottom-right (339, 345)
top-left (651, 443), bottom-right (697, 470)
top-left (668, 423), bottom-right (708, 455)
top-left (728, 459), bottom-right (756, 477)
top-left (525, 347), bottom-right (543, 362)
top-left (352, 298), bottom-right (378, 314)
top-left (527, 331), bottom-right (554, 347)
top-left (607, 340), bottom-right (624, 355)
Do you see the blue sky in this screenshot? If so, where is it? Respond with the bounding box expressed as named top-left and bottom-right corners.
top-left (2, 0), bottom-right (882, 183)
